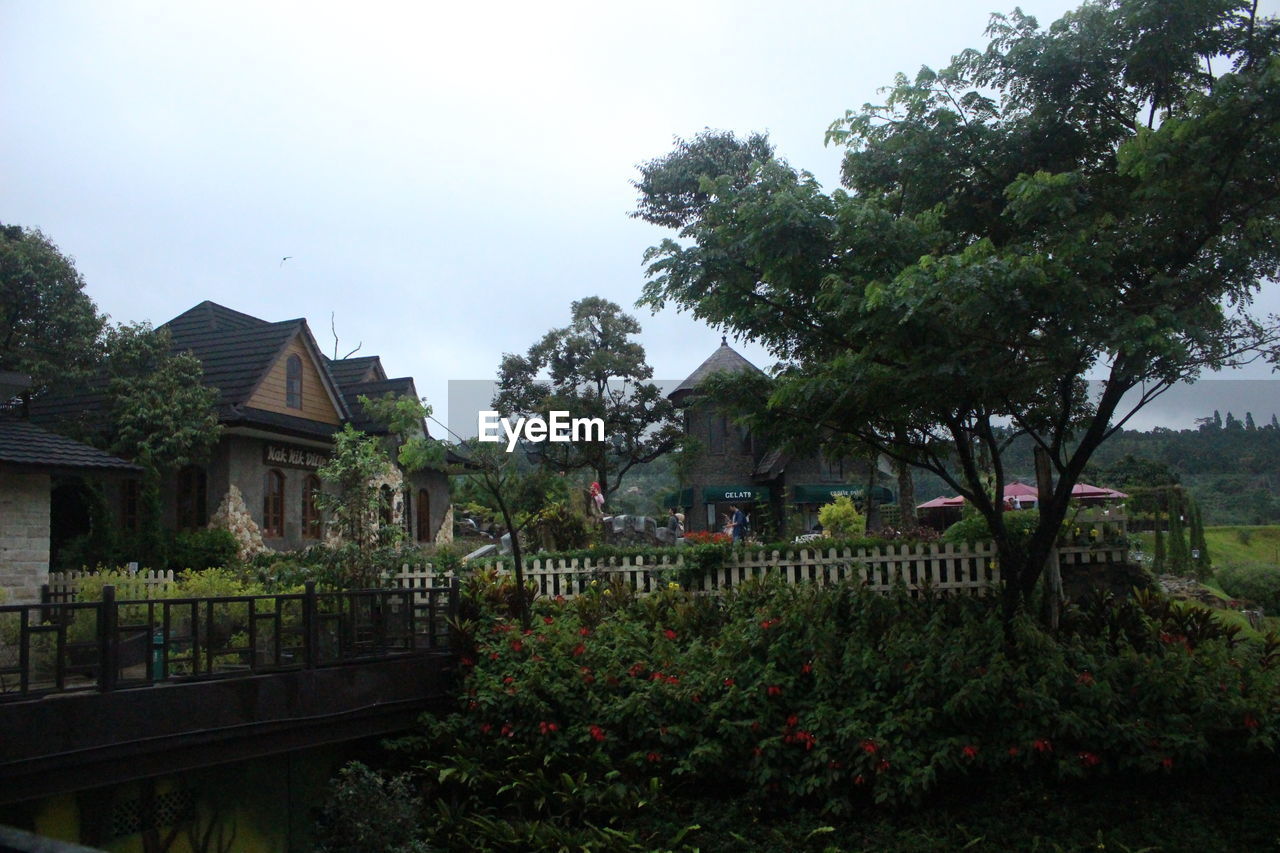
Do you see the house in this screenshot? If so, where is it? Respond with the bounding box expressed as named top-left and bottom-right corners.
top-left (1, 371), bottom-right (140, 602)
top-left (30, 301), bottom-right (453, 561)
top-left (665, 339), bottom-right (891, 536)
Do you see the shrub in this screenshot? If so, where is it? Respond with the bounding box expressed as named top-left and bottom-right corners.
top-left (169, 528), bottom-right (239, 571)
top-left (314, 762), bottom-right (430, 853)
top-left (1216, 563), bottom-right (1280, 612)
top-left (943, 509), bottom-right (1040, 548)
top-left (817, 496), bottom-right (863, 540)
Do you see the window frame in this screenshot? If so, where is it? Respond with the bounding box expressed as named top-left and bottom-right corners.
top-left (285, 354), bottom-right (303, 409)
top-left (264, 468), bottom-right (286, 538)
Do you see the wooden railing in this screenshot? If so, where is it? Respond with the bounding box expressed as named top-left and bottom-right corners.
top-left (0, 580), bottom-right (457, 702)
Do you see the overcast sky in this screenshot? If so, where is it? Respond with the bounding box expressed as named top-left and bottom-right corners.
top-left (4, 0), bottom-right (1278, 436)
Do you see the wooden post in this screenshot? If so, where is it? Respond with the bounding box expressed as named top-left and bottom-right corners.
top-left (303, 581), bottom-right (318, 669)
top-left (100, 585), bottom-right (118, 692)
top-left (1035, 446), bottom-right (1062, 629)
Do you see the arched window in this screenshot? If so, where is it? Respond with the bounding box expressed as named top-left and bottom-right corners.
top-left (302, 474), bottom-right (322, 539)
top-left (177, 465), bottom-right (208, 530)
top-left (416, 488), bottom-right (432, 542)
top-left (264, 469), bottom-right (285, 537)
top-left (379, 484), bottom-right (394, 526)
top-left (286, 354), bottom-right (302, 409)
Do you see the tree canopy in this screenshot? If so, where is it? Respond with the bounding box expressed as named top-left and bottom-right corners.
top-left (0, 224), bottom-right (106, 392)
top-left (635, 0), bottom-right (1280, 614)
top-left (493, 296), bottom-right (681, 502)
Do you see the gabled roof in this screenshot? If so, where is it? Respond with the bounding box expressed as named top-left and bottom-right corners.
top-left (342, 377), bottom-right (426, 435)
top-left (0, 419), bottom-right (140, 474)
top-left (326, 356), bottom-right (386, 387)
top-left (669, 338), bottom-right (763, 402)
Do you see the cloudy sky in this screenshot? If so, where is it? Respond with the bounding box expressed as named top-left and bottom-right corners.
top-left (4, 0), bottom-right (1278, 436)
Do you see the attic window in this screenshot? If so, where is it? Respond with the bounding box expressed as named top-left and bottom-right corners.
top-left (286, 355), bottom-right (303, 409)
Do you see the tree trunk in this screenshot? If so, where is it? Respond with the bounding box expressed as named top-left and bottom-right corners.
top-left (491, 479), bottom-right (530, 630)
top-left (864, 455), bottom-right (882, 534)
top-left (895, 459), bottom-right (918, 533)
top-left (1034, 447), bottom-right (1061, 630)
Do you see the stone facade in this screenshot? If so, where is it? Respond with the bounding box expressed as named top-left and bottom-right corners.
top-left (0, 471), bottom-right (51, 603)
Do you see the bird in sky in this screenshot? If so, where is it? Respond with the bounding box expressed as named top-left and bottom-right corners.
top-left (280, 256), bottom-right (292, 266)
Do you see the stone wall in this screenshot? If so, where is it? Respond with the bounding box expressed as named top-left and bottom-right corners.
top-left (0, 471), bottom-right (52, 603)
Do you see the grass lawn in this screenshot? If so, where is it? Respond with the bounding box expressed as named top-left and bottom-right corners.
top-left (1202, 525), bottom-right (1280, 569)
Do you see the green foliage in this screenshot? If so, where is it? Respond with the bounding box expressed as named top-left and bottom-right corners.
top-left (379, 578), bottom-right (1280, 850)
top-left (634, 0), bottom-right (1280, 613)
top-left (492, 296), bottom-right (681, 501)
top-left (355, 392), bottom-right (444, 473)
top-left (101, 323), bottom-right (222, 471)
top-left (168, 528), bottom-right (239, 573)
top-left (315, 424), bottom-right (404, 585)
top-left (816, 496), bottom-right (864, 540)
top-left (314, 762), bottom-right (431, 853)
top-left (528, 501), bottom-right (592, 551)
top-left (0, 223), bottom-right (106, 392)
top-left (943, 510), bottom-right (1040, 550)
top-left (1216, 564), bottom-right (1280, 612)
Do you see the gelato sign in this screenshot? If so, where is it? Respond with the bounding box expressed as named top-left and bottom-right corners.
top-left (263, 443), bottom-right (330, 470)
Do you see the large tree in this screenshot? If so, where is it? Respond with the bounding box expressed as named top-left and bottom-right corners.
top-left (636, 0), bottom-right (1280, 619)
top-left (492, 296), bottom-right (681, 503)
top-left (0, 224), bottom-right (106, 393)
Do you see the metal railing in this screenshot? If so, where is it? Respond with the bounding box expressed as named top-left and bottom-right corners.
top-left (0, 579), bottom-right (458, 701)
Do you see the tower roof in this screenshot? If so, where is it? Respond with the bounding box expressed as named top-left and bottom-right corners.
top-left (669, 337), bottom-right (762, 402)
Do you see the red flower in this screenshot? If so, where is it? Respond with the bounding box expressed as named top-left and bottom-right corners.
top-left (723, 678), bottom-right (735, 687)
top-left (1033, 738), bottom-right (1053, 753)
top-left (1076, 671), bottom-right (1095, 686)
top-left (854, 774), bottom-right (866, 786)
top-left (530, 654), bottom-right (544, 662)
top-left (665, 675), bottom-right (680, 685)
top-left (766, 685), bottom-right (782, 697)
top-left (1244, 713), bottom-right (1260, 730)
top-left (510, 640), bottom-right (523, 652)
top-left (629, 663), bottom-right (645, 678)
top-left (1161, 756), bottom-right (1174, 770)
top-left (759, 618), bottom-right (779, 629)
top-left (489, 652), bottom-right (500, 660)
top-left (752, 747), bottom-right (763, 756)
top-left (479, 722), bottom-right (492, 734)
top-left (543, 616), bottom-right (555, 625)
top-left (801, 662), bottom-right (813, 674)
top-left (460, 656), bottom-right (475, 667)
top-left (861, 739), bottom-right (878, 755)
top-left (1008, 746), bottom-right (1020, 757)
top-left (572, 643), bottom-right (586, 657)
top-left (962, 745), bottom-right (979, 759)
top-left (501, 723), bottom-right (513, 737)
top-left (794, 730), bottom-right (816, 750)
top-left (590, 725), bottom-right (606, 742)
top-left (786, 714), bottom-right (799, 728)
top-left (1077, 751), bottom-right (1101, 767)
top-left (646, 751), bottom-right (662, 763)
top-left (828, 760), bottom-right (843, 770)
top-left (876, 759), bottom-right (891, 773)
top-left (503, 676), bottom-right (514, 684)
top-left (664, 629), bottom-right (678, 640)
top-left (554, 594), bottom-right (565, 603)
top-left (579, 627), bottom-right (591, 636)
top-left (522, 629), bottom-right (533, 636)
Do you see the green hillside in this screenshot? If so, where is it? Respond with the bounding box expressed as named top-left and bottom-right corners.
top-left (1203, 526), bottom-right (1280, 570)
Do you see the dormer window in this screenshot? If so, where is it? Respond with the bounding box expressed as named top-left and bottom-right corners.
top-left (286, 355), bottom-right (302, 409)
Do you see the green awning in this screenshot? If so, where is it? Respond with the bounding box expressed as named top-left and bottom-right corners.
top-left (701, 486), bottom-right (771, 503)
top-left (662, 488), bottom-right (694, 508)
top-left (791, 484), bottom-right (895, 504)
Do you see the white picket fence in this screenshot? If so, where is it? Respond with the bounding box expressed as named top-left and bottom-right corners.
top-left (388, 542), bottom-right (1003, 600)
top-left (48, 541), bottom-right (1131, 602)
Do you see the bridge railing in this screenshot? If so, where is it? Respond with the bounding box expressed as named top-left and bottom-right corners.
top-left (0, 579), bottom-right (458, 702)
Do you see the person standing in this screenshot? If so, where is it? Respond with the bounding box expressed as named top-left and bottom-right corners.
top-left (730, 504), bottom-right (748, 543)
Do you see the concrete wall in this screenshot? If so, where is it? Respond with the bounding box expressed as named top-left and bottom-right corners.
top-left (0, 470), bottom-right (51, 603)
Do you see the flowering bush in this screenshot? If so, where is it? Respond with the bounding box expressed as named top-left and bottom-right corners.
top-left (385, 574), bottom-right (1280, 851)
top-left (682, 531), bottom-right (732, 545)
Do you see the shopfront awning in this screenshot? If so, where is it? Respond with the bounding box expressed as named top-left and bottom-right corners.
top-left (662, 488), bottom-right (695, 508)
top-left (701, 486), bottom-right (771, 503)
top-left (791, 484), bottom-right (894, 505)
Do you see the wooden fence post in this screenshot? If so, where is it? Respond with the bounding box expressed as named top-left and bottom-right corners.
top-left (303, 581), bottom-right (318, 669)
top-left (100, 585), bottom-right (118, 692)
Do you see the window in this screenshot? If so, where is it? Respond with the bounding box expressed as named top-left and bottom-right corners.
top-left (416, 488), bottom-right (432, 542)
top-left (286, 354), bottom-right (302, 409)
top-left (401, 488), bottom-right (412, 536)
top-left (302, 474), bottom-right (322, 539)
top-left (264, 469), bottom-right (285, 537)
top-left (379, 484), bottom-right (394, 526)
top-left (121, 479), bottom-right (141, 532)
top-left (176, 466), bottom-right (208, 530)
top-left (708, 414), bottom-right (726, 455)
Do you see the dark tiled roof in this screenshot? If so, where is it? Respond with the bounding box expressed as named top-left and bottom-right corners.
top-left (0, 420), bottom-right (140, 472)
top-left (670, 339), bottom-right (763, 401)
top-left (325, 356), bottom-right (385, 386)
top-left (222, 406), bottom-right (343, 440)
top-left (753, 447), bottom-right (789, 479)
top-left (342, 378), bottom-right (420, 434)
top-left (162, 304), bottom-right (306, 408)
